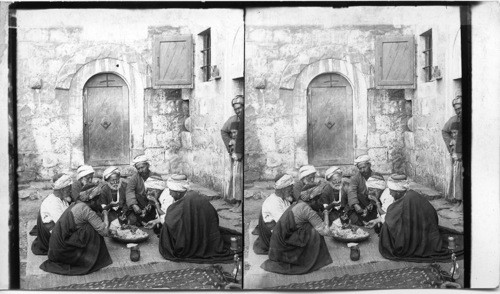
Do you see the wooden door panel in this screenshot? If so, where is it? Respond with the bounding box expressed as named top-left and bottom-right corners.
top-left (308, 73), bottom-right (354, 166)
top-left (84, 73), bottom-right (129, 166)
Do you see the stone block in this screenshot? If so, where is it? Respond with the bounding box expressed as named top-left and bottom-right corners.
top-left (49, 29), bottom-right (70, 43)
top-left (158, 100), bottom-right (178, 115)
top-left (404, 131), bottom-right (415, 150)
top-left (256, 126), bottom-right (276, 152)
top-left (157, 131), bottom-right (174, 147)
top-left (273, 30), bottom-right (292, 43)
top-left (41, 153), bottom-right (59, 168)
top-left (144, 148), bottom-right (165, 164)
top-left (276, 136), bottom-right (294, 154)
top-left (266, 152), bottom-right (282, 168)
top-left (374, 116), bottom-right (391, 131)
top-left (180, 131), bottom-right (192, 150)
top-left (245, 171), bottom-right (261, 182)
top-left (151, 115), bottom-right (171, 130)
top-left (24, 28), bottom-right (50, 42)
top-left (367, 132), bottom-right (382, 147)
top-left (144, 134), bottom-right (158, 148)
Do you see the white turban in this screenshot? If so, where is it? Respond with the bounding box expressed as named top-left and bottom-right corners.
top-left (366, 176), bottom-right (386, 190)
top-left (53, 174), bottom-right (73, 190)
top-left (145, 176), bottom-right (166, 190)
top-left (133, 154), bottom-right (149, 165)
top-left (325, 166), bottom-right (341, 180)
top-left (299, 165), bottom-right (317, 180)
top-left (170, 174), bottom-right (188, 181)
top-left (387, 174), bottom-right (410, 191)
top-left (167, 180), bottom-right (189, 192)
top-left (354, 155), bottom-right (371, 166)
top-left (103, 166), bottom-right (119, 180)
top-left (275, 174), bottom-right (294, 190)
top-left (77, 165), bottom-right (95, 180)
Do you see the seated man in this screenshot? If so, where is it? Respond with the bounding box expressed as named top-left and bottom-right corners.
top-left (143, 174), bottom-right (182, 235)
top-left (317, 166), bottom-right (347, 223)
top-left (40, 183), bottom-right (112, 275)
top-left (347, 155), bottom-right (381, 225)
top-left (253, 174), bottom-right (294, 255)
top-left (365, 174), bottom-right (464, 262)
top-left (99, 167), bottom-right (127, 223)
top-left (364, 174), bottom-right (387, 232)
top-left (71, 165), bottom-right (96, 202)
top-left (293, 165), bottom-right (321, 203)
top-left (261, 188), bottom-right (333, 275)
top-left (31, 173), bottom-right (73, 255)
top-left (125, 155), bottom-right (160, 226)
top-left (158, 178), bottom-right (241, 263)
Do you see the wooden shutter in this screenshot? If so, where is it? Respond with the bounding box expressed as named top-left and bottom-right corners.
top-left (154, 35), bottom-right (193, 88)
top-left (375, 36), bottom-right (415, 89)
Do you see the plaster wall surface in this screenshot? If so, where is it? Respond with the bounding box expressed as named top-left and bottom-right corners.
top-left (16, 9), bottom-right (244, 193)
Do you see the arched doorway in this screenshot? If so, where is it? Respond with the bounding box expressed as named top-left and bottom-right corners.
top-left (307, 73), bottom-right (354, 166)
top-left (83, 73), bottom-right (130, 166)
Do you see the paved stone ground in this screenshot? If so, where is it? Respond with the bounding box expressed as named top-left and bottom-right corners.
top-left (19, 180), bottom-right (242, 289)
top-left (243, 180), bottom-right (464, 289)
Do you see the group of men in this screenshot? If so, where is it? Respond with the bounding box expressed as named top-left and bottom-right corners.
top-left (254, 154), bottom-right (463, 274)
top-left (31, 155), bottom-right (241, 275)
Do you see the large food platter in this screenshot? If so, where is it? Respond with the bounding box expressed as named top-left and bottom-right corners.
top-left (110, 225), bottom-right (150, 243)
top-left (331, 233), bottom-right (370, 243)
top-left (329, 222), bottom-right (370, 243)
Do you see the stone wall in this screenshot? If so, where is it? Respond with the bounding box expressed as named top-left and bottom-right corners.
top-left (245, 7), bottom-right (412, 181)
top-left (15, 9), bottom-right (244, 194)
top-left (406, 8), bottom-right (462, 193)
top-left (245, 6), bottom-right (461, 194)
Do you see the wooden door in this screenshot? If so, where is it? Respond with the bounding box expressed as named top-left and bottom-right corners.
top-left (83, 73), bottom-right (130, 166)
top-left (307, 73), bottom-right (353, 166)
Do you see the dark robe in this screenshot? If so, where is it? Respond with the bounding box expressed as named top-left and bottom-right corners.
top-left (39, 203), bottom-right (112, 275)
top-left (261, 204), bottom-right (333, 275)
top-left (30, 211), bottom-right (54, 255)
top-left (159, 191), bottom-right (241, 263)
top-left (252, 212), bottom-right (275, 255)
top-left (379, 190), bottom-right (464, 262)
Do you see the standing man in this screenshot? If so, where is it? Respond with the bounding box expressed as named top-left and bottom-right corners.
top-left (441, 95), bottom-right (462, 211)
top-left (442, 95), bottom-right (462, 154)
top-left (221, 95), bottom-right (244, 212)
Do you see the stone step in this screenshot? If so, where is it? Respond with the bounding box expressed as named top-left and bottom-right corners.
top-left (188, 183), bottom-right (221, 200)
top-left (410, 182), bottom-right (443, 200)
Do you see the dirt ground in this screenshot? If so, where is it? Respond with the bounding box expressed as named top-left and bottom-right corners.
top-left (243, 189), bottom-right (464, 289)
top-left (19, 181), bottom-right (242, 289)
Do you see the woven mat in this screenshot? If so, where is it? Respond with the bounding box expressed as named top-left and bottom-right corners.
top-left (47, 265), bottom-right (231, 290)
top-left (269, 264), bottom-right (446, 290)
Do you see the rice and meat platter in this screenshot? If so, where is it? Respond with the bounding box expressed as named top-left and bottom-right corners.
top-left (329, 220), bottom-right (370, 242)
top-left (111, 224), bottom-right (149, 243)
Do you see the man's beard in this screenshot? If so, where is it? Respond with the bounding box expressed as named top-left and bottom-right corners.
top-left (360, 170), bottom-right (371, 178)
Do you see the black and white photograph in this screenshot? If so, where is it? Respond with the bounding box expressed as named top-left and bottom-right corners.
top-left (1, 1), bottom-right (500, 292)
top-left (244, 5), bottom-right (473, 290)
top-left (9, 7), bottom-right (244, 290)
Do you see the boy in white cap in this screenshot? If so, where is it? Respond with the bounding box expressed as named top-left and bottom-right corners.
top-left (293, 165), bottom-right (319, 202)
top-left (31, 173), bottom-right (73, 255)
top-left (71, 165), bottom-right (96, 202)
top-left (254, 174), bottom-right (294, 255)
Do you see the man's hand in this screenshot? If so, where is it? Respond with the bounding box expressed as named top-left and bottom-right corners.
top-left (234, 153), bottom-right (243, 161)
top-left (144, 218), bottom-right (161, 229)
top-left (132, 205), bottom-right (141, 214)
top-left (364, 218), bottom-right (381, 229)
top-left (354, 204), bottom-right (363, 214)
